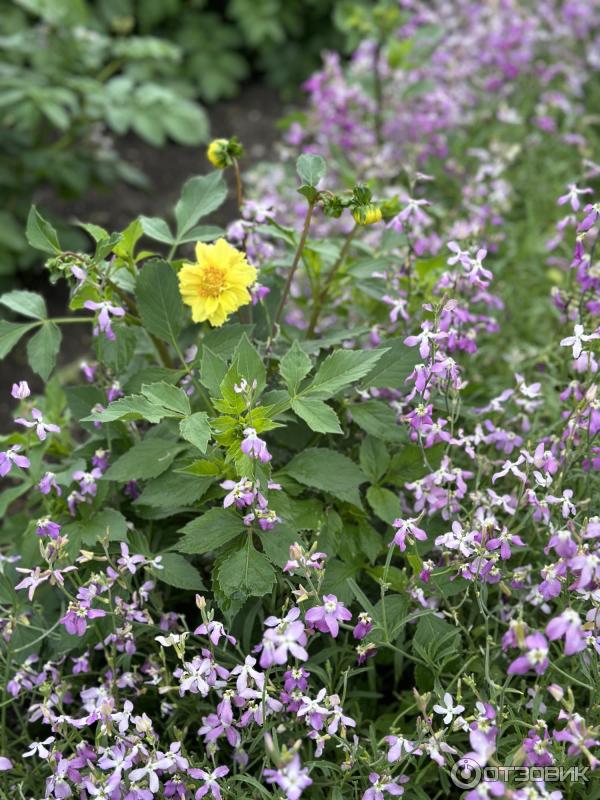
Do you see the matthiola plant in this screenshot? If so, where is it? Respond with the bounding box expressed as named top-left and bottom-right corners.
top-left (1, 4), bottom-right (600, 800)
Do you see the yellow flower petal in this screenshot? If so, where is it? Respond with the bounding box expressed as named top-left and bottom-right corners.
top-left (178, 239), bottom-right (257, 327)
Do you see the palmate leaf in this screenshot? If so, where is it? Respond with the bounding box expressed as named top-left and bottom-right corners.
top-left (216, 539), bottom-right (276, 599)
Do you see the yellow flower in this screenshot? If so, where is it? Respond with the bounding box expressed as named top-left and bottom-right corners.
top-left (178, 238), bottom-right (257, 327)
top-left (352, 204), bottom-right (383, 225)
top-left (206, 139), bottom-right (230, 169)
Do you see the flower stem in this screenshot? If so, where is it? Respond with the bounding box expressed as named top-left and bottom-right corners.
top-left (307, 223), bottom-right (358, 337)
top-left (271, 200), bottom-right (316, 338)
top-left (233, 158), bottom-right (244, 210)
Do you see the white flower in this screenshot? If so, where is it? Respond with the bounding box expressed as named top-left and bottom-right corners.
top-left (432, 692), bottom-right (465, 725)
top-left (560, 324), bottom-right (600, 360)
top-left (23, 737), bottom-right (55, 758)
top-left (155, 632), bottom-right (188, 648)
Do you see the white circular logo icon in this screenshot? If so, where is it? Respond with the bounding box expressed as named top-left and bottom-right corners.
top-left (451, 757), bottom-right (482, 789)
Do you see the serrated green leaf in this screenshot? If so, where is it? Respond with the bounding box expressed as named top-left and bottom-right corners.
top-left (177, 508), bottom-right (244, 554)
top-left (136, 259), bottom-right (184, 344)
top-left (104, 439), bottom-right (186, 481)
top-left (134, 471), bottom-right (213, 508)
top-left (156, 553), bottom-right (205, 590)
top-left (359, 436), bottom-right (390, 484)
top-left (200, 347), bottom-right (228, 396)
top-left (305, 348), bottom-right (387, 398)
top-left (360, 337), bottom-right (420, 389)
top-left (83, 395), bottom-right (171, 423)
top-left (26, 322), bottom-right (62, 380)
top-left (0, 320), bottom-right (37, 358)
top-left (0, 290), bottom-right (47, 320)
top-left (141, 382), bottom-right (190, 416)
top-left (180, 412), bottom-right (211, 452)
top-left (217, 539), bottom-right (275, 599)
top-left (366, 485), bottom-right (401, 524)
top-left (279, 340), bottom-right (312, 394)
top-left (63, 508), bottom-right (128, 549)
top-left (234, 334), bottom-right (266, 396)
top-left (350, 399), bottom-right (404, 442)
top-left (283, 447), bottom-right (366, 508)
top-left (291, 397), bottom-right (342, 434)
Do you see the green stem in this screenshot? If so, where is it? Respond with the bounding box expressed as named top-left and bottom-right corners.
top-left (307, 223), bottom-right (358, 336)
top-left (233, 158), bottom-right (244, 210)
top-left (271, 200), bottom-right (316, 339)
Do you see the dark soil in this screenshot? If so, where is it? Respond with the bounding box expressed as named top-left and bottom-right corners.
top-left (0, 84), bottom-right (283, 428)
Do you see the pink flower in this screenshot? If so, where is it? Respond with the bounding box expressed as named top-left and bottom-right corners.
top-left (83, 300), bottom-right (125, 340)
top-left (60, 601), bottom-right (106, 636)
top-left (391, 518), bottom-right (427, 552)
top-left (546, 609), bottom-right (586, 656)
top-left (264, 754), bottom-right (312, 800)
top-left (507, 632), bottom-right (549, 675)
top-left (11, 380), bottom-right (30, 399)
top-left (305, 594), bottom-right (352, 638)
top-left (240, 427), bottom-right (271, 462)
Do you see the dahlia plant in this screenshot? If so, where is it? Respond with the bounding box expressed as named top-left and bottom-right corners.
top-left (1, 3), bottom-right (600, 800)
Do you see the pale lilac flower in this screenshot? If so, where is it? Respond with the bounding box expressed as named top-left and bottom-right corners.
top-left (80, 361), bottom-right (97, 382)
top-left (220, 477), bottom-right (254, 508)
top-left (35, 517), bottom-right (61, 539)
top-left (73, 468), bottom-right (102, 496)
top-left (38, 471), bottom-right (61, 495)
top-left (189, 766), bottom-right (229, 800)
top-left (546, 609), bottom-right (586, 655)
top-left (391, 518), bottom-right (427, 552)
top-left (263, 754), bottom-right (312, 800)
top-left (260, 607), bottom-right (308, 668)
top-left (0, 757), bottom-right (12, 771)
top-left (14, 408), bottom-right (60, 441)
top-left (558, 183), bottom-right (592, 211)
top-left (117, 543), bottom-right (145, 575)
top-left (240, 427), bottom-right (271, 462)
top-left (385, 735), bottom-right (420, 762)
top-left (305, 595), bottom-right (352, 637)
top-left (60, 601), bottom-right (106, 636)
top-left (507, 632), bottom-right (549, 675)
top-left (0, 445), bottom-right (30, 477)
top-left (11, 381), bottom-right (30, 399)
top-left (83, 300), bottom-right (126, 340)
top-left (363, 772), bottom-right (409, 800)
top-left (194, 620), bottom-right (237, 647)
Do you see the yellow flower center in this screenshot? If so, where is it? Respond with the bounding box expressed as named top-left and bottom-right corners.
top-left (198, 264), bottom-right (226, 298)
